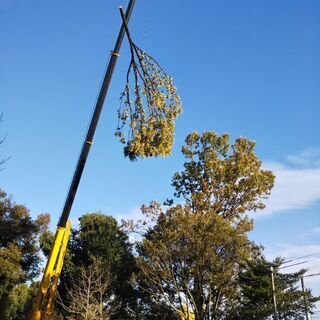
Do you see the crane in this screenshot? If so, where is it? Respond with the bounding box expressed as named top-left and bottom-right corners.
top-left (30, 1), bottom-right (136, 319)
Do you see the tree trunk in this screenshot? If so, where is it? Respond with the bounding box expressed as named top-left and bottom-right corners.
top-left (212, 288), bottom-right (222, 320)
top-left (194, 276), bottom-right (205, 320)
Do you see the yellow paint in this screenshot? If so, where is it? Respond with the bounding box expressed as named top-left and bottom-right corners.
top-left (30, 221), bottom-right (71, 320)
top-left (178, 304), bottom-right (195, 320)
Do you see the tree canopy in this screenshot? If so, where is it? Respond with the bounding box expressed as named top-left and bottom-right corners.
top-left (1, 131), bottom-right (319, 320)
top-left (0, 189), bottom-right (50, 319)
top-left (41, 213), bottom-right (137, 320)
top-left (127, 131), bottom-right (276, 320)
top-left (137, 206), bottom-right (253, 320)
top-left (227, 255), bottom-right (320, 319)
top-left (171, 131), bottom-right (274, 222)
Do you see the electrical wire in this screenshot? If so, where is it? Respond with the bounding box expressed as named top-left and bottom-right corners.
top-left (282, 251), bottom-right (320, 264)
top-left (303, 272), bottom-right (320, 278)
top-left (280, 260), bottom-right (309, 269)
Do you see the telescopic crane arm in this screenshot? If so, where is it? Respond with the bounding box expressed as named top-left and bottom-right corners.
top-left (30, 1), bottom-right (136, 319)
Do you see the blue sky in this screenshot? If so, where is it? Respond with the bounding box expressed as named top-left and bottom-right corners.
top-left (1, 0), bottom-right (320, 304)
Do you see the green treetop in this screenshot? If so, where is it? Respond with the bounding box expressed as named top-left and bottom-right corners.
top-left (172, 131), bottom-right (275, 222)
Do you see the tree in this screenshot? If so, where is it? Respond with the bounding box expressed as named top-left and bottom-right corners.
top-left (57, 259), bottom-right (117, 320)
top-left (136, 205), bottom-right (252, 320)
top-left (129, 131), bottom-right (275, 320)
top-left (0, 189), bottom-right (50, 279)
top-left (2, 283), bottom-right (38, 320)
top-left (171, 131), bottom-right (274, 222)
top-left (41, 213), bottom-right (137, 320)
top-left (71, 213), bottom-right (137, 319)
top-left (0, 244), bottom-right (24, 317)
top-left (227, 255), bottom-right (320, 319)
top-left (0, 189), bottom-right (50, 319)
top-left (133, 298), bottom-right (179, 320)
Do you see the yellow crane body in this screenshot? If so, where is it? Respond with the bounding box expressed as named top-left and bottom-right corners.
top-left (30, 221), bottom-right (71, 320)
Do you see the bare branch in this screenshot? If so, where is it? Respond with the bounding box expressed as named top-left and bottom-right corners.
top-left (0, 113), bottom-right (10, 169)
top-left (57, 259), bottom-right (119, 320)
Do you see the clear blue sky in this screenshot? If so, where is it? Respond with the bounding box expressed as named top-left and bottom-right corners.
top-left (1, 0), bottom-right (320, 300)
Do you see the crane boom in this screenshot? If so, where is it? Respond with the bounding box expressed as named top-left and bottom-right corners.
top-left (30, 1), bottom-right (136, 319)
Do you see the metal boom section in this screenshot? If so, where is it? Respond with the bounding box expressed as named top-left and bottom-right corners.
top-left (30, 1), bottom-right (136, 319)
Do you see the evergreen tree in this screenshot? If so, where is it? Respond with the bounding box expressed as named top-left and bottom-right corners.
top-left (41, 213), bottom-right (137, 320)
top-left (228, 255), bottom-right (320, 319)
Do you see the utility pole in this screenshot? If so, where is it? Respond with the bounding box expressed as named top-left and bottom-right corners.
top-left (270, 266), bottom-right (279, 320)
top-left (301, 276), bottom-right (310, 320)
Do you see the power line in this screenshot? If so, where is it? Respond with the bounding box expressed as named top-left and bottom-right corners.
top-left (280, 260), bottom-right (309, 269)
top-left (283, 252), bottom-right (320, 264)
top-left (303, 272), bottom-right (320, 278)
top-left (304, 262), bottom-right (320, 269)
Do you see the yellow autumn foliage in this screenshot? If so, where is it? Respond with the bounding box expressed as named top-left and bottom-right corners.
top-left (115, 41), bottom-right (182, 160)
